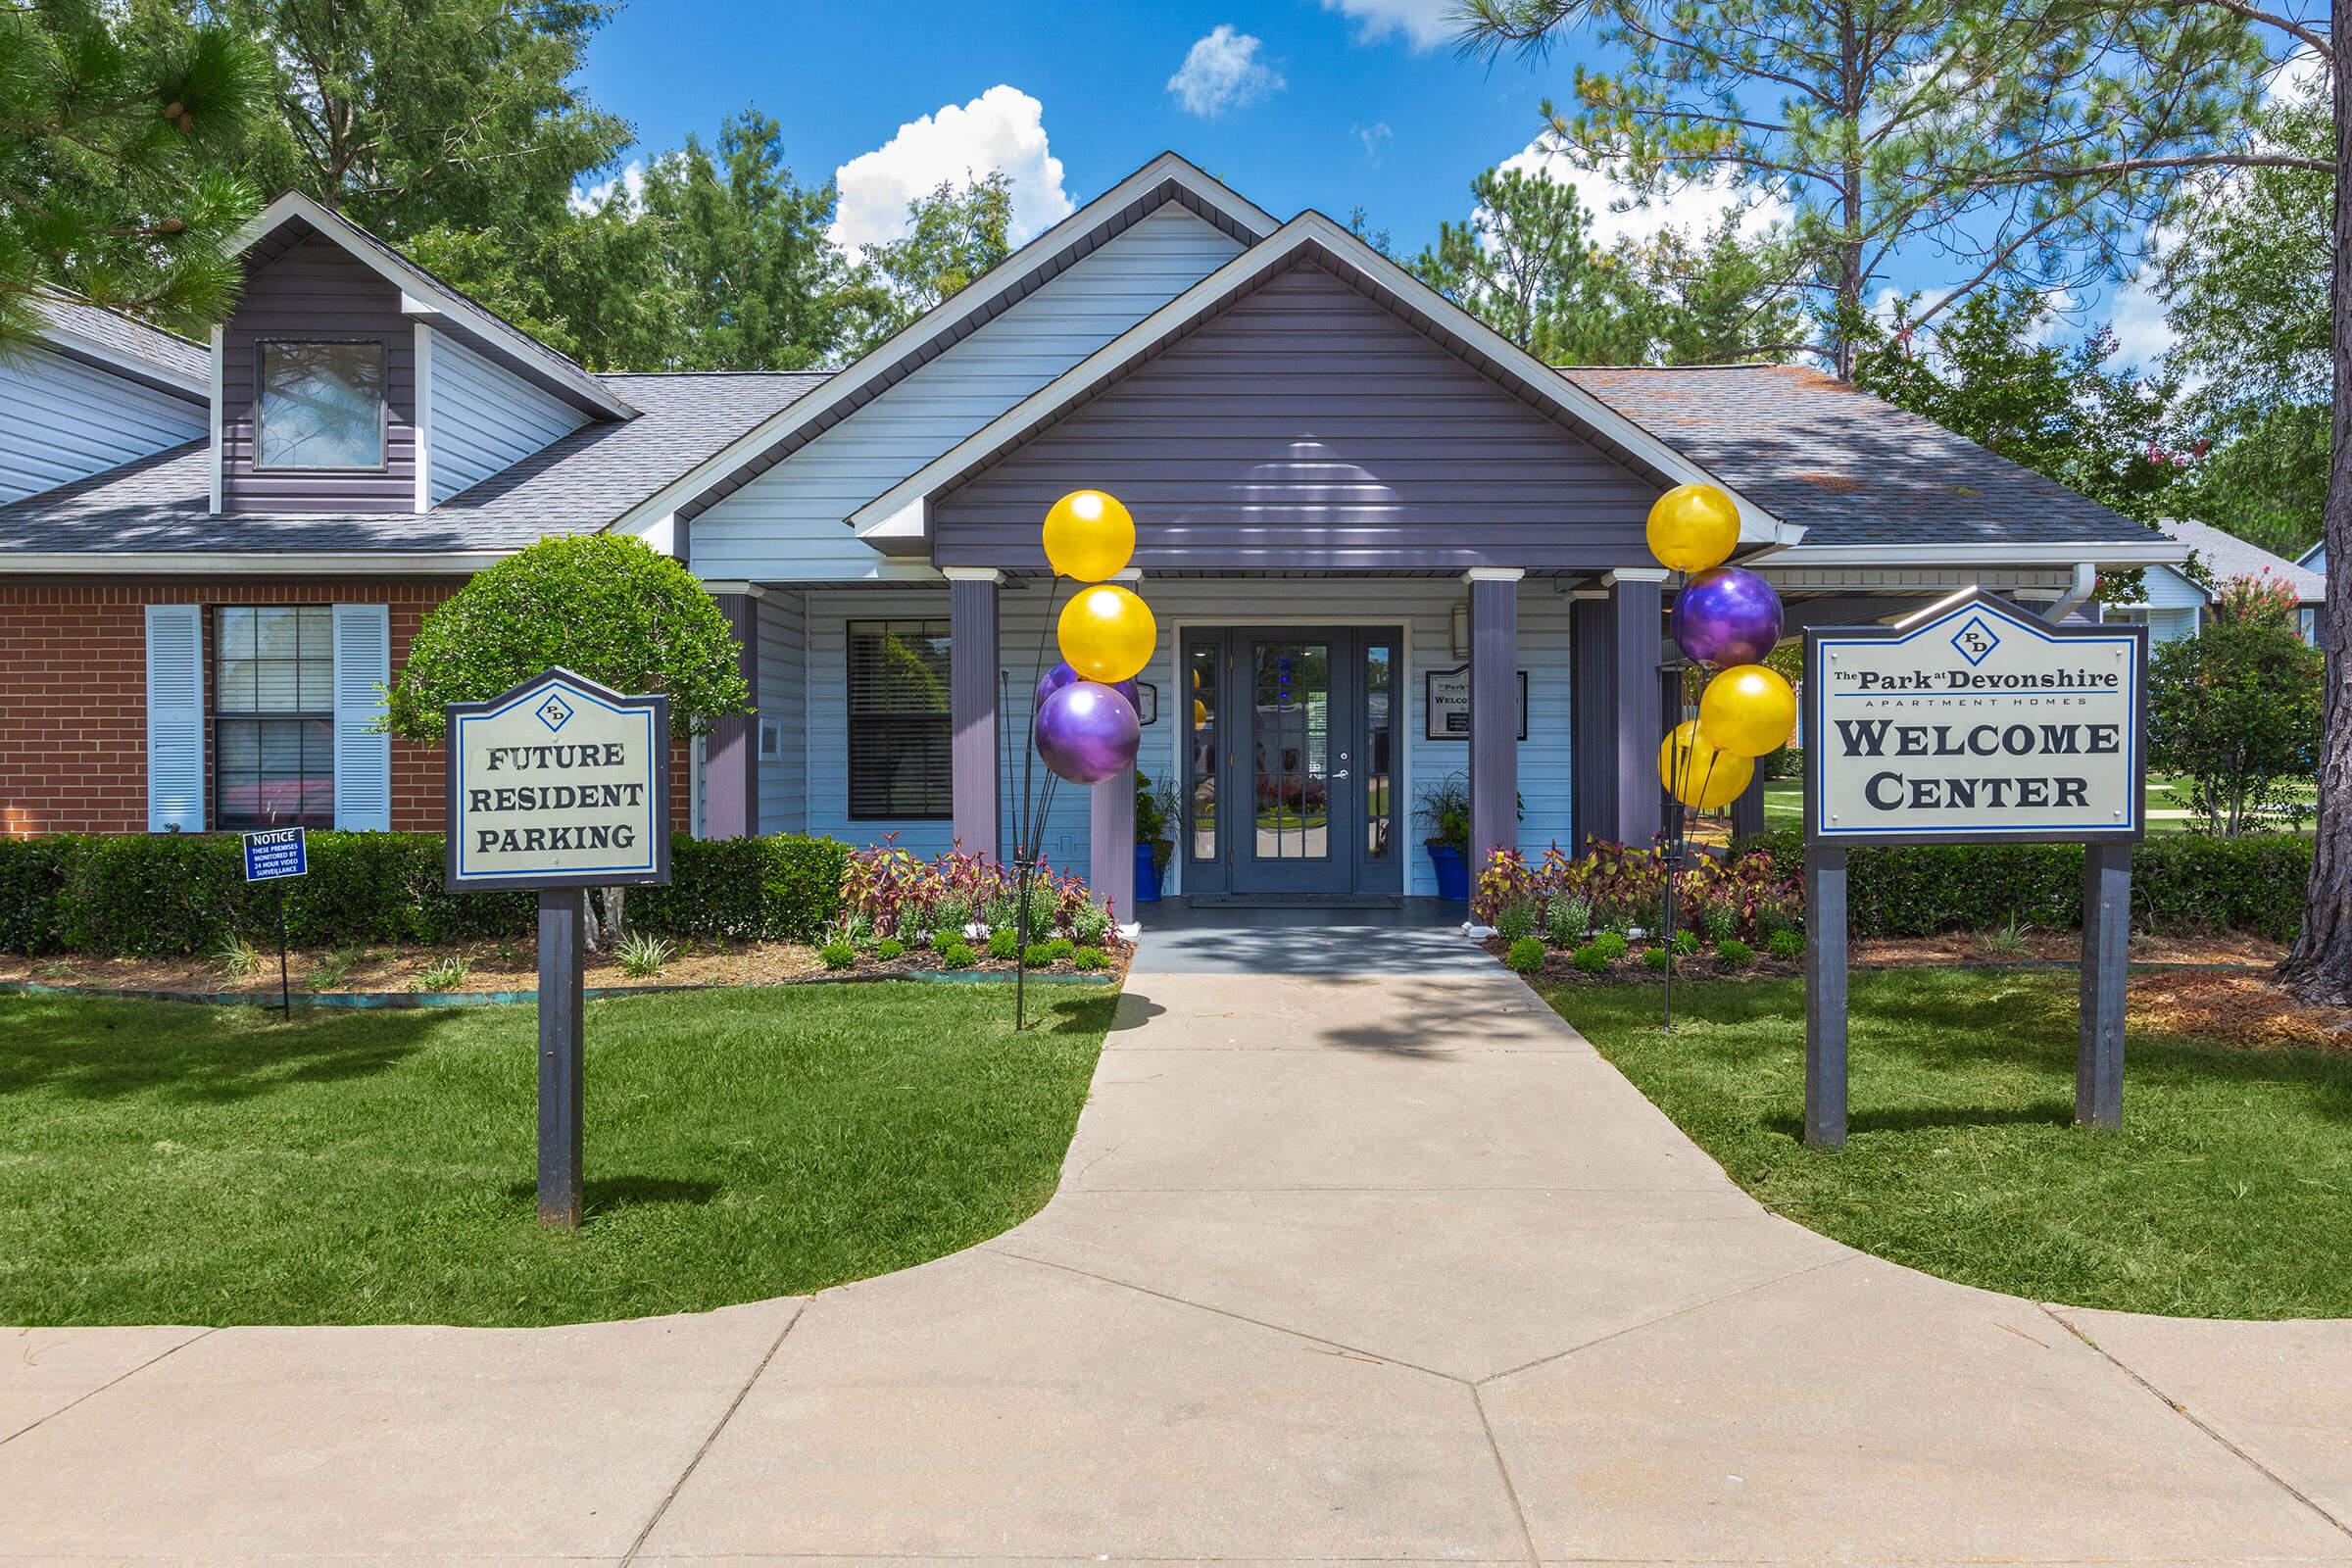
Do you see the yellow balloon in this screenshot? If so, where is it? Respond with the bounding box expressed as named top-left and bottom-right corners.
top-left (1646, 483), bottom-right (1740, 574)
top-left (1057, 583), bottom-right (1157, 684)
top-left (1042, 489), bottom-right (1135, 582)
top-left (1657, 719), bottom-right (1754, 809)
top-left (1193, 698), bottom-right (1209, 730)
top-left (1697, 664), bottom-right (1796, 758)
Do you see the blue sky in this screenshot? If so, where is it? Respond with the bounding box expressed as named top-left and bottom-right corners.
top-left (573, 0), bottom-right (2173, 363)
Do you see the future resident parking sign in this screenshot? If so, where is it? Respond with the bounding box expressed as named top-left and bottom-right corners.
top-left (1804, 588), bottom-right (2146, 845)
top-left (443, 668), bottom-right (671, 891)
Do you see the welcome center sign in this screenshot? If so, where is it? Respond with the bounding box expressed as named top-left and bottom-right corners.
top-left (1805, 588), bottom-right (2146, 845)
top-left (445, 668), bottom-right (671, 891)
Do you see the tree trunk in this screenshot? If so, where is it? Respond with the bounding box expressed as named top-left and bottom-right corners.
top-left (2279, 0), bottom-right (2352, 1004)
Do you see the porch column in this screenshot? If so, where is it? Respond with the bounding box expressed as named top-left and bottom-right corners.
top-left (946, 568), bottom-right (1003, 862)
top-left (1730, 768), bottom-right (1769, 841)
top-left (1467, 568), bottom-right (1523, 872)
top-left (1091, 769), bottom-right (1135, 922)
top-left (1570, 590), bottom-right (1615, 852)
top-left (1607, 567), bottom-right (1668, 849)
top-left (705, 588), bottom-right (760, 839)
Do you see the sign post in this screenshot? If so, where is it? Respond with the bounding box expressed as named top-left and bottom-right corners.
top-left (444, 668), bottom-right (670, 1226)
top-left (1802, 588), bottom-right (2146, 1146)
top-left (241, 826), bottom-right (308, 1018)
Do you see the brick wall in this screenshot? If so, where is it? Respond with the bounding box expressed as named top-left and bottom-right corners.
top-left (1, 577), bottom-right (695, 838)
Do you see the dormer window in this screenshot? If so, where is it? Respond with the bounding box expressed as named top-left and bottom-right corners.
top-left (257, 340), bottom-right (385, 469)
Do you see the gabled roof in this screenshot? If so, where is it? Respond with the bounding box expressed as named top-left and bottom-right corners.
top-left (2158, 516), bottom-right (2327, 601)
top-left (1563, 366), bottom-right (2182, 566)
top-left (232, 191), bottom-right (635, 419)
top-left (0, 372), bottom-right (826, 565)
top-left (849, 210), bottom-right (1804, 551)
top-left (611, 152), bottom-right (1278, 535)
top-left (29, 294), bottom-right (209, 397)
top-left (2297, 538), bottom-right (2327, 569)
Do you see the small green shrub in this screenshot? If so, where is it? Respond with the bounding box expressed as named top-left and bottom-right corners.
top-left (616, 930), bottom-right (676, 979)
top-left (1022, 941), bottom-right (1058, 966)
top-left (987, 927), bottom-right (1018, 960)
top-left (934, 897), bottom-right (972, 936)
top-left (213, 932), bottom-right (261, 979)
top-left (1766, 929), bottom-right (1805, 959)
top-left (416, 955), bottom-right (472, 993)
top-left (1590, 930), bottom-right (1629, 962)
top-left (1716, 937), bottom-right (1753, 968)
top-left (1670, 929), bottom-right (1700, 956)
top-left (1505, 935), bottom-right (1546, 973)
top-left (1642, 945), bottom-right (1670, 970)
top-left (1572, 943), bottom-right (1610, 974)
top-left (1071, 902), bottom-right (1112, 946)
top-left (817, 939), bottom-right (856, 970)
top-left (875, 936), bottom-right (906, 960)
top-left (1698, 904), bottom-right (1740, 944)
top-left (1073, 945), bottom-right (1108, 970)
top-left (931, 927), bottom-right (960, 956)
top-left (1544, 896), bottom-right (1592, 948)
top-left (1495, 901), bottom-right (1538, 943)
top-left (941, 941), bottom-right (977, 969)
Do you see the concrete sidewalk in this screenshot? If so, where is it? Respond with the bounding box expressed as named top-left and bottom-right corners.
top-left (6, 955), bottom-right (2352, 1565)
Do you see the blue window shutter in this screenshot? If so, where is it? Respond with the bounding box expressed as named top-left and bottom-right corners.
top-left (331, 603), bottom-right (392, 831)
top-left (143, 604), bottom-right (205, 832)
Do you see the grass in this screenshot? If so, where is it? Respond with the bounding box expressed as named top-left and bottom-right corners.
top-left (0, 983), bottom-right (1113, 1327)
top-left (1761, 773), bottom-right (2317, 834)
top-left (1543, 969), bottom-right (2352, 1319)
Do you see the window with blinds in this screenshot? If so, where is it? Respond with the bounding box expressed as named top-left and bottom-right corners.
top-left (847, 618), bottom-right (953, 819)
top-left (214, 606), bottom-right (336, 829)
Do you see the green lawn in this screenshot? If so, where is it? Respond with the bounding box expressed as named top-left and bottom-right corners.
top-left (0, 983), bottom-right (1113, 1327)
top-left (1544, 970), bottom-right (2352, 1318)
top-left (1761, 774), bottom-right (2316, 834)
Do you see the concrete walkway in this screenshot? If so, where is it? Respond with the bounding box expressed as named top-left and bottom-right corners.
top-left (7, 936), bottom-right (2352, 1564)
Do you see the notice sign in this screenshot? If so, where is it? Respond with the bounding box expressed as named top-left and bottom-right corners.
top-left (1804, 588), bottom-right (2146, 844)
top-left (444, 668), bottom-right (671, 891)
top-left (241, 827), bottom-right (307, 881)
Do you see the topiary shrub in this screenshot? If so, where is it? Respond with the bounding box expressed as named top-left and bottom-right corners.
top-left (817, 938), bottom-right (856, 970)
top-left (987, 927), bottom-right (1018, 960)
top-left (1716, 937), bottom-right (1753, 968)
top-left (1544, 895), bottom-right (1592, 949)
top-left (876, 936), bottom-right (906, 960)
top-left (1073, 945), bottom-right (1108, 970)
top-left (1505, 935), bottom-right (1545, 972)
top-left (1495, 901), bottom-right (1538, 943)
top-left (1572, 943), bottom-right (1610, 974)
top-left (1642, 945), bottom-right (1671, 970)
top-left (941, 941), bottom-right (977, 969)
top-left (1767, 929), bottom-right (1805, 960)
top-left (1590, 930), bottom-right (1629, 962)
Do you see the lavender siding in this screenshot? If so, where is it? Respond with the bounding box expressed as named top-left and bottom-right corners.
top-left (221, 230), bottom-right (416, 514)
top-left (931, 262), bottom-right (1665, 572)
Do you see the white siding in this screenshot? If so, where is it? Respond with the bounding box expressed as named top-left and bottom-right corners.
top-left (424, 328), bottom-right (588, 504)
top-left (756, 588), bottom-right (808, 833)
top-left (781, 578), bottom-right (1577, 895)
top-left (0, 345), bottom-right (206, 504)
top-left (691, 209), bottom-right (1245, 581)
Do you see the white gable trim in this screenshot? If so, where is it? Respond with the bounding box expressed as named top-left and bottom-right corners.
top-left (846, 211), bottom-right (1804, 551)
top-left (231, 191), bottom-right (633, 420)
top-left (33, 321), bottom-right (208, 400)
top-left (605, 153), bottom-right (1278, 539)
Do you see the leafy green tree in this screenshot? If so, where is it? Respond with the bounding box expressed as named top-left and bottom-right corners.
top-left (402, 200), bottom-right (684, 372)
top-left (1621, 221), bottom-right (1811, 364)
top-left (134, 0), bottom-right (629, 237)
top-left (1457, 0), bottom-right (2267, 376)
top-left (866, 172), bottom-right (1014, 338)
top-left (2148, 615), bottom-right (2323, 836)
top-left (383, 534), bottom-right (751, 945)
top-left (0, 0), bottom-right (266, 346)
top-left (1853, 287), bottom-right (2180, 522)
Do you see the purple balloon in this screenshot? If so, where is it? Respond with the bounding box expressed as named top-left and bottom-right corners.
top-left (1034, 681), bottom-right (1141, 785)
top-left (1036, 661), bottom-right (1137, 712)
top-left (1673, 566), bottom-right (1785, 667)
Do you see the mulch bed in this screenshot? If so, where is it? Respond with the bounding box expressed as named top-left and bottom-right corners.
top-left (0, 935), bottom-right (1127, 1000)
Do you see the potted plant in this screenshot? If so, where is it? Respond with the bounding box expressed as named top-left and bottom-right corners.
top-left (1416, 771), bottom-right (1473, 901)
top-left (1133, 770), bottom-right (1180, 902)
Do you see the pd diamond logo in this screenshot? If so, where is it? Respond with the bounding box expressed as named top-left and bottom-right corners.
top-left (1950, 615), bottom-right (2001, 666)
top-left (536, 692), bottom-right (575, 733)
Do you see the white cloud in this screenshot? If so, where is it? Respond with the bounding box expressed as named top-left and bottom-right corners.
top-left (1497, 142), bottom-right (1795, 248)
top-left (1322, 0), bottom-right (1462, 50)
top-left (2103, 266), bottom-right (2178, 370)
top-left (569, 160), bottom-right (645, 216)
top-left (830, 85), bottom-right (1073, 256)
top-left (1167, 25), bottom-right (1284, 119)
top-left (1355, 122), bottom-right (1394, 162)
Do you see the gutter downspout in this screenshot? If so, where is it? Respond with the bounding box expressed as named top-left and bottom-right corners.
top-left (2044, 562), bottom-right (2097, 623)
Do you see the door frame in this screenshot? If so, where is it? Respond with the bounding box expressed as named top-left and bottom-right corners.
top-left (1160, 614), bottom-right (1413, 899)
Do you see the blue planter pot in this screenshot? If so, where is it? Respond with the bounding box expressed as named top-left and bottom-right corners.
top-left (1426, 842), bottom-right (1470, 902)
top-left (1135, 842), bottom-right (1164, 903)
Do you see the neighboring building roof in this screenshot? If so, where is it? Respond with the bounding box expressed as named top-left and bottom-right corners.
top-left (1559, 365), bottom-right (2175, 561)
top-left (2156, 516), bottom-right (2328, 601)
top-left (30, 295), bottom-right (209, 395)
top-left (2297, 538), bottom-right (2327, 569)
top-left (231, 191), bottom-right (634, 419)
top-left (0, 372), bottom-right (827, 559)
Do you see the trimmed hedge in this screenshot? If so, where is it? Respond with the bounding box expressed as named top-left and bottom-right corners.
top-left (1732, 829), bottom-right (2310, 943)
top-left (0, 831), bottom-right (848, 956)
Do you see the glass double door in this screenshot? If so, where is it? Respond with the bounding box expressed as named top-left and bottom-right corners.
top-left (1182, 626), bottom-right (1400, 898)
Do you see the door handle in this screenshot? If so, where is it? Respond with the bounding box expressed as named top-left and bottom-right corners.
top-left (1333, 769), bottom-right (1350, 780)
